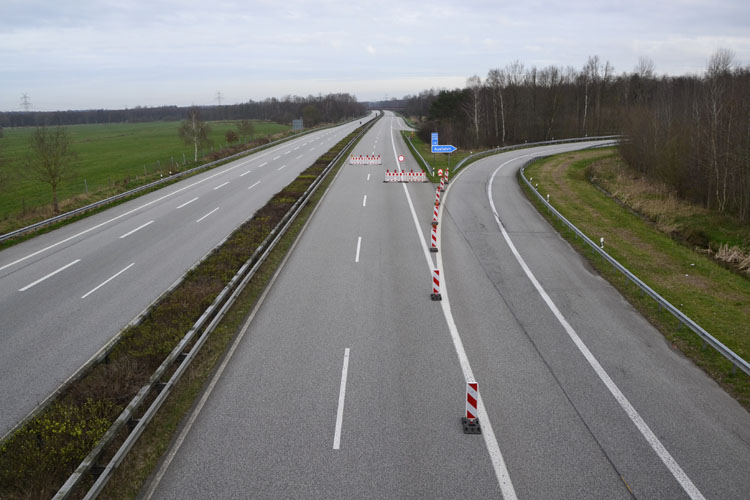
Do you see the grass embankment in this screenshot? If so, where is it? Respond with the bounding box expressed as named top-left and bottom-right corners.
top-left (522, 148), bottom-right (750, 409)
top-left (0, 120), bottom-right (289, 232)
top-left (0, 124), bottom-right (367, 499)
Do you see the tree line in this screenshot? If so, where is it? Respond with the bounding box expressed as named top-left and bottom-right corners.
top-left (0, 93), bottom-right (365, 128)
top-left (402, 51), bottom-right (750, 222)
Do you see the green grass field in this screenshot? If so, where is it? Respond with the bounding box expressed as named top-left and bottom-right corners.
top-left (0, 120), bottom-right (289, 222)
top-left (523, 149), bottom-right (749, 408)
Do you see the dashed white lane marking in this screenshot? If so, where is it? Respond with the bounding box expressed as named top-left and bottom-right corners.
top-left (119, 220), bottom-right (154, 239)
top-left (240, 170), bottom-right (251, 177)
top-left (81, 262), bottom-right (135, 299)
top-left (19, 259), bottom-right (81, 292)
top-left (362, 195), bottom-right (367, 207)
top-left (295, 155), bottom-right (303, 160)
top-left (213, 181), bottom-right (229, 190)
top-left (176, 197), bottom-right (199, 209)
top-left (273, 156), bottom-right (281, 160)
top-left (258, 162), bottom-right (268, 167)
top-left (277, 165), bottom-right (286, 171)
top-left (355, 237), bottom-right (362, 263)
top-left (333, 348), bottom-right (351, 450)
top-left (196, 207), bottom-right (219, 223)
top-left (248, 181), bottom-right (261, 190)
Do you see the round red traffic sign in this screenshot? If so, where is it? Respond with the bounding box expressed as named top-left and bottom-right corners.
top-left (398, 155), bottom-right (405, 162)
top-left (437, 169), bottom-right (444, 177)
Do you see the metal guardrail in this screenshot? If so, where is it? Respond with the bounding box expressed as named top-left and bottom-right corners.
top-left (519, 156), bottom-right (750, 377)
top-left (0, 118), bottom-right (366, 244)
top-left (52, 118), bottom-right (377, 499)
top-left (403, 135), bottom-right (433, 176)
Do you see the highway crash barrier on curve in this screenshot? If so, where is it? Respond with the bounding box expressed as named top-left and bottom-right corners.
top-left (349, 154), bottom-right (382, 165)
top-left (383, 169), bottom-right (426, 182)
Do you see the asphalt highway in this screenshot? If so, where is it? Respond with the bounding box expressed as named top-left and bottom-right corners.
top-left (0, 114), bottom-right (375, 438)
top-left (146, 112), bottom-right (750, 498)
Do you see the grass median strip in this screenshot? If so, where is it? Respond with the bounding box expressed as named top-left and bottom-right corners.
top-left (521, 148), bottom-right (749, 410)
top-left (0, 122), bottom-right (370, 499)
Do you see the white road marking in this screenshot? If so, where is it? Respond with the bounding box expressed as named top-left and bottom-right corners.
top-left (366, 173), bottom-right (370, 181)
top-left (295, 155), bottom-right (303, 160)
top-left (277, 165), bottom-right (286, 171)
top-left (284, 151), bottom-right (290, 155)
top-left (119, 220), bottom-right (154, 239)
top-left (176, 197), bottom-right (198, 209)
top-left (273, 156), bottom-right (281, 160)
top-left (362, 195), bottom-right (367, 207)
top-left (294, 146), bottom-right (300, 150)
top-left (248, 181), bottom-right (261, 190)
top-left (81, 262), bottom-right (135, 299)
top-left (196, 207), bottom-right (219, 223)
top-left (389, 116), bottom-right (518, 500)
top-left (213, 181), bottom-right (229, 190)
top-left (143, 162), bottom-right (351, 498)
top-left (333, 348), bottom-right (351, 450)
top-left (487, 157), bottom-right (706, 500)
top-left (19, 259), bottom-right (81, 292)
top-left (258, 162), bottom-right (268, 167)
top-left (240, 170), bottom-right (251, 177)
top-left (355, 236), bottom-right (362, 263)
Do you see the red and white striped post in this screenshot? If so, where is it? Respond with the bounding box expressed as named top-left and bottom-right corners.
top-left (432, 203), bottom-right (439, 226)
top-left (431, 268), bottom-right (442, 300)
top-left (439, 175), bottom-right (445, 192)
top-left (444, 168), bottom-right (450, 184)
top-left (435, 187), bottom-right (441, 207)
top-left (429, 225), bottom-right (438, 252)
top-left (462, 381), bottom-right (481, 434)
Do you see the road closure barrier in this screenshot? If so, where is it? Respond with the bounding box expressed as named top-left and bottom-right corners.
top-left (429, 225), bottom-right (438, 253)
top-left (431, 268), bottom-right (442, 301)
top-left (349, 154), bottom-right (381, 165)
top-left (432, 204), bottom-right (439, 226)
top-left (462, 382), bottom-right (481, 434)
top-left (383, 169), bottom-right (426, 183)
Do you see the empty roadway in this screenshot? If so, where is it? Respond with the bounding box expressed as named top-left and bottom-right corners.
top-left (0, 114), bottom-right (374, 438)
top-left (147, 114), bottom-right (749, 498)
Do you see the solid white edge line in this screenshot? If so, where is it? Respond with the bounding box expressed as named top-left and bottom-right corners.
top-left (176, 197), bottom-right (199, 209)
top-left (389, 114), bottom-right (517, 500)
top-left (362, 195), bottom-right (367, 207)
top-left (119, 220), bottom-right (154, 239)
top-left (355, 236), bottom-right (362, 263)
top-left (196, 207), bottom-right (219, 223)
top-left (19, 259), bottom-right (81, 291)
top-left (248, 181), bottom-right (261, 190)
top-left (333, 347), bottom-right (351, 450)
top-left (143, 138), bottom-right (351, 499)
top-left (487, 155), bottom-right (706, 500)
top-left (213, 181), bottom-right (230, 190)
top-left (81, 262), bottom-right (135, 299)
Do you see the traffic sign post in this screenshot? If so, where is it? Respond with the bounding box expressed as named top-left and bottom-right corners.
top-left (398, 155), bottom-right (405, 162)
top-left (430, 132), bottom-right (457, 154)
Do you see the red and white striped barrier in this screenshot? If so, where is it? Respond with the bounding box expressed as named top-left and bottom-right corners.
top-left (431, 268), bottom-right (441, 300)
top-left (435, 187), bottom-right (441, 207)
top-left (439, 175), bottom-right (445, 192)
top-left (429, 225), bottom-right (438, 252)
top-left (444, 168), bottom-right (450, 184)
top-left (462, 381), bottom-right (481, 434)
top-left (432, 204), bottom-right (439, 226)
top-left (383, 169), bottom-right (426, 183)
top-left (350, 154), bottom-right (382, 165)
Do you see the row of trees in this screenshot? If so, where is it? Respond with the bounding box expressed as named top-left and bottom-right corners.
top-left (403, 51), bottom-right (750, 222)
top-left (0, 93), bottom-right (365, 128)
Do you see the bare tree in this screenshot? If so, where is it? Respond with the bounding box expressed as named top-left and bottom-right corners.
top-left (487, 68), bottom-right (506, 144)
top-left (236, 119), bottom-right (255, 141)
top-left (705, 48), bottom-right (735, 212)
top-left (179, 108), bottom-right (211, 162)
top-left (464, 75), bottom-right (483, 144)
top-left (635, 57), bottom-right (655, 78)
top-left (26, 126), bottom-right (76, 213)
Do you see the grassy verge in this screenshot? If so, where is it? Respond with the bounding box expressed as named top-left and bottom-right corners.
top-left (0, 120), bottom-right (289, 224)
top-left (0, 123), bottom-right (368, 499)
top-left (521, 148), bottom-right (750, 410)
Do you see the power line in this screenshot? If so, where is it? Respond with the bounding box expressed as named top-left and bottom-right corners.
top-left (215, 91), bottom-right (223, 106)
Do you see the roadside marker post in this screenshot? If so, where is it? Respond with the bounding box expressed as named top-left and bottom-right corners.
top-left (431, 268), bottom-right (442, 300)
top-left (462, 382), bottom-right (482, 434)
top-left (432, 204), bottom-right (439, 227)
top-left (429, 225), bottom-right (438, 253)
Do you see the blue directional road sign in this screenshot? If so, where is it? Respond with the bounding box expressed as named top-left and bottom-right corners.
top-left (430, 132), bottom-right (456, 154)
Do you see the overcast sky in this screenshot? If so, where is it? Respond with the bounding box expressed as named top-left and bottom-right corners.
top-left (2, 0), bottom-right (748, 111)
